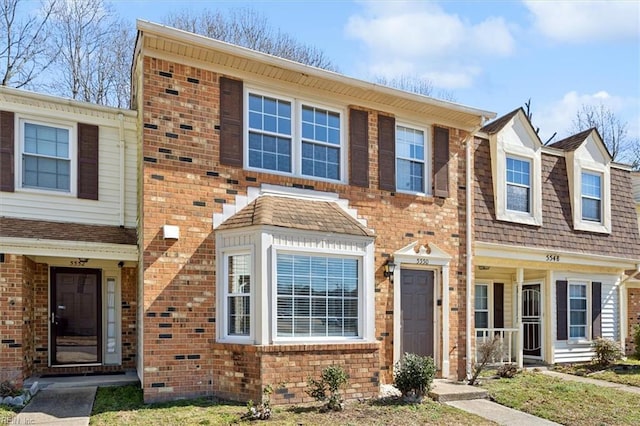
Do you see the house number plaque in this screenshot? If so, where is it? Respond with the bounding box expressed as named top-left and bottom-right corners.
top-left (416, 258), bottom-right (430, 265)
top-left (545, 254), bottom-right (560, 262)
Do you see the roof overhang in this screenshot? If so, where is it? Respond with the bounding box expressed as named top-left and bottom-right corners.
top-left (1, 237), bottom-right (138, 261)
top-left (135, 20), bottom-right (495, 129)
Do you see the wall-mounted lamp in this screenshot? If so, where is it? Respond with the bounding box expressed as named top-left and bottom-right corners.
top-left (383, 259), bottom-right (396, 284)
top-left (118, 261), bottom-right (125, 268)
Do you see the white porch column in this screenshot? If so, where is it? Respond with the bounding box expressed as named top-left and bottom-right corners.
top-left (441, 265), bottom-right (450, 378)
top-left (516, 268), bottom-right (524, 368)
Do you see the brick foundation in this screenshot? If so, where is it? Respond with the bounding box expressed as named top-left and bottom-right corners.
top-left (627, 287), bottom-right (640, 355)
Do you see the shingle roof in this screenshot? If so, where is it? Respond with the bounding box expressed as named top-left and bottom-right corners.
top-left (480, 108), bottom-right (523, 134)
top-left (0, 217), bottom-right (137, 245)
top-left (548, 128), bottom-right (594, 151)
top-left (217, 196), bottom-right (374, 237)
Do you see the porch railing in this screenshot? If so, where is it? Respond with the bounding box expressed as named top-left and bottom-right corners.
top-left (475, 328), bottom-right (519, 365)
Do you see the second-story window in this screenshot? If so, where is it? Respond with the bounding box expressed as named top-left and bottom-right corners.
top-left (22, 122), bottom-right (71, 192)
top-left (246, 90), bottom-right (343, 182)
top-left (581, 172), bottom-right (602, 222)
top-left (396, 125), bottom-right (426, 193)
top-left (506, 156), bottom-right (531, 213)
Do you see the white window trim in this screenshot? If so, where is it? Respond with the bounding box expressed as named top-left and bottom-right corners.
top-left (491, 136), bottom-right (543, 226)
top-left (244, 87), bottom-right (347, 184)
top-left (395, 121), bottom-right (432, 196)
top-left (474, 282), bottom-right (494, 330)
top-left (15, 115), bottom-right (78, 197)
top-left (218, 247), bottom-right (255, 344)
top-left (270, 244), bottom-right (369, 344)
top-left (572, 165), bottom-right (611, 233)
top-left (567, 281), bottom-right (591, 343)
top-left (505, 155), bottom-right (532, 214)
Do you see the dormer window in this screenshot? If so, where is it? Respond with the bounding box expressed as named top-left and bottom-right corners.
top-left (581, 172), bottom-right (602, 222)
top-left (506, 156), bottom-right (531, 213)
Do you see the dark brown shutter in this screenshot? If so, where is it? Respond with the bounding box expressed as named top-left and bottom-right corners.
top-left (494, 283), bottom-right (504, 329)
top-left (433, 126), bottom-right (449, 198)
top-left (349, 109), bottom-right (369, 188)
top-left (0, 111), bottom-right (15, 192)
top-left (592, 282), bottom-right (602, 339)
top-left (556, 280), bottom-right (568, 341)
top-left (378, 114), bottom-right (395, 191)
top-left (219, 76), bottom-right (243, 167)
top-left (77, 123), bottom-right (99, 200)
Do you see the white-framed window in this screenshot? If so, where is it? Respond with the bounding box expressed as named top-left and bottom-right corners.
top-left (474, 284), bottom-right (490, 330)
top-left (568, 282), bottom-right (588, 339)
top-left (19, 119), bottom-right (75, 193)
top-left (276, 253), bottom-right (359, 338)
top-left (581, 171), bottom-right (602, 222)
top-left (396, 124), bottom-right (428, 193)
top-left (246, 89), bottom-right (344, 182)
top-left (506, 156), bottom-right (531, 213)
top-left (223, 252), bottom-right (252, 340)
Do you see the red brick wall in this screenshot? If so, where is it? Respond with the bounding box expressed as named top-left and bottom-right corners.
top-left (140, 56), bottom-right (469, 402)
top-left (0, 255), bottom-right (26, 384)
top-left (627, 287), bottom-right (640, 355)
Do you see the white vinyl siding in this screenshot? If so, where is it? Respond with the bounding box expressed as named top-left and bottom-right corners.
top-left (2, 92), bottom-right (137, 227)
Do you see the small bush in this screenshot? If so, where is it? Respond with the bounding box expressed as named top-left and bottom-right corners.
top-left (633, 325), bottom-right (640, 358)
top-left (496, 363), bottom-right (519, 379)
top-left (0, 381), bottom-right (21, 397)
top-left (393, 353), bottom-right (436, 401)
top-left (242, 385), bottom-right (273, 421)
top-left (469, 336), bottom-right (502, 385)
top-left (593, 337), bottom-right (623, 366)
top-left (306, 365), bottom-right (349, 411)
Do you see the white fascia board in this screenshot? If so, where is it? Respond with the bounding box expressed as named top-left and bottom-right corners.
top-left (475, 241), bottom-right (638, 270)
top-left (1, 237), bottom-right (138, 261)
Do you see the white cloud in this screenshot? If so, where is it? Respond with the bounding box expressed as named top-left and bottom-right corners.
top-left (524, 0), bottom-right (640, 43)
top-left (345, 1), bottom-right (515, 89)
top-left (534, 91), bottom-right (638, 144)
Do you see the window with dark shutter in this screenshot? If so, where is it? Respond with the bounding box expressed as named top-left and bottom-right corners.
top-left (433, 126), bottom-right (449, 198)
top-left (556, 280), bottom-right (568, 341)
top-left (0, 111), bottom-right (15, 192)
top-left (378, 114), bottom-right (395, 191)
top-left (77, 123), bottom-right (99, 200)
top-left (592, 282), bottom-right (602, 339)
top-left (219, 77), bottom-right (243, 167)
top-left (494, 283), bottom-right (504, 329)
top-left (349, 109), bottom-right (369, 188)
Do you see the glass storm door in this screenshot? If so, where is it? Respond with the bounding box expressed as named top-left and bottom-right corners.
top-left (50, 268), bottom-right (102, 365)
top-left (522, 284), bottom-right (542, 357)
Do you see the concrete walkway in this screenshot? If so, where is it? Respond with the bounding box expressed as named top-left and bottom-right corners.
top-left (13, 386), bottom-right (97, 426)
top-left (447, 399), bottom-right (560, 425)
top-left (539, 369), bottom-right (640, 395)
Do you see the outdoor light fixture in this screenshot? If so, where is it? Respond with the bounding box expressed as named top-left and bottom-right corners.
top-left (383, 259), bottom-right (396, 284)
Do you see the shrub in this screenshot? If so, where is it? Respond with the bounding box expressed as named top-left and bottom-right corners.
top-left (593, 337), bottom-right (623, 366)
top-left (469, 336), bottom-right (502, 385)
top-left (242, 385), bottom-right (273, 421)
top-left (306, 365), bottom-right (349, 411)
top-left (393, 353), bottom-right (436, 401)
top-left (634, 325), bottom-right (640, 358)
top-left (496, 363), bottom-right (519, 379)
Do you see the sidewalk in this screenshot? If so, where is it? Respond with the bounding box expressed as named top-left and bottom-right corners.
top-left (539, 369), bottom-right (640, 395)
top-left (12, 387), bottom-right (96, 426)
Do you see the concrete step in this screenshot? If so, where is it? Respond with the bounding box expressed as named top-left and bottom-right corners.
top-left (429, 379), bottom-right (488, 402)
top-left (24, 370), bottom-right (140, 390)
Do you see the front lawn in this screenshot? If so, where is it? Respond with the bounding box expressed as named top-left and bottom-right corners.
top-left (553, 357), bottom-right (640, 387)
top-left (482, 371), bottom-right (640, 425)
top-left (90, 385), bottom-right (495, 425)
top-left (0, 405), bottom-right (18, 424)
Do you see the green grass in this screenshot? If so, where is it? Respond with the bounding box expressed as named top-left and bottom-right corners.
top-left (90, 385), bottom-right (495, 425)
top-left (482, 371), bottom-right (640, 426)
top-left (0, 405), bottom-right (19, 424)
top-left (553, 357), bottom-right (640, 387)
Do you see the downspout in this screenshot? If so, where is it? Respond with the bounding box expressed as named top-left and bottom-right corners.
top-left (118, 113), bottom-right (126, 227)
top-left (619, 265), bottom-right (640, 351)
top-left (465, 120), bottom-right (486, 380)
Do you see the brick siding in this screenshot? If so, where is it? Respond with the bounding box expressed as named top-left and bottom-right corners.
top-left (140, 56), bottom-right (470, 402)
top-left (627, 287), bottom-right (640, 355)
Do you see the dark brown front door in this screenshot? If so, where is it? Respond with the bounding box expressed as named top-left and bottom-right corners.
top-left (401, 269), bottom-right (435, 357)
top-left (50, 268), bottom-right (101, 365)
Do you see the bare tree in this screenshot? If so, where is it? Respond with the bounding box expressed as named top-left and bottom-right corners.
top-left (46, 0), bottom-right (132, 107)
top-left (572, 103), bottom-right (637, 164)
top-left (164, 7), bottom-right (337, 71)
top-left (0, 0), bottom-right (57, 88)
top-left (375, 74), bottom-right (457, 102)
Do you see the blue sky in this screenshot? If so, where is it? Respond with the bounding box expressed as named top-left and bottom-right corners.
top-left (112, 0), bottom-right (639, 144)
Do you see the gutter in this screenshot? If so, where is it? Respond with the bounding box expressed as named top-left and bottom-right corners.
top-left (465, 120), bottom-right (486, 380)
